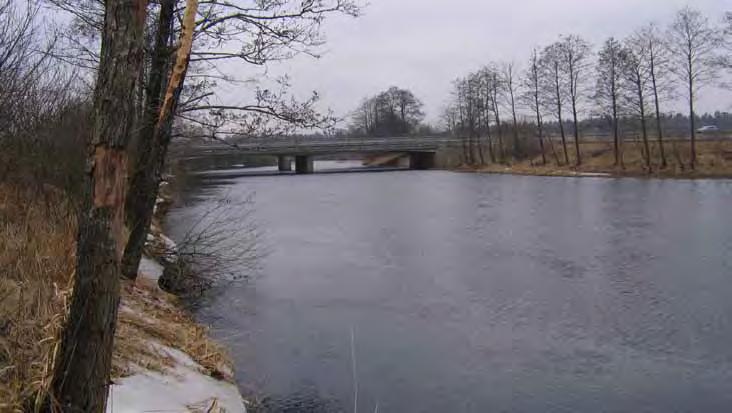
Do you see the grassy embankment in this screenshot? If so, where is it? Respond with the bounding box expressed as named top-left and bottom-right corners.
top-left (0, 183), bottom-right (234, 411)
top-left (456, 139), bottom-right (732, 178)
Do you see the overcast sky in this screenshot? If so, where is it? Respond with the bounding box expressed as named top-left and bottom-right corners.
top-left (227, 0), bottom-right (731, 127)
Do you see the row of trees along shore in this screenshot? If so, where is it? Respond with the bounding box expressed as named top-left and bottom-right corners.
top-left (443, 7), bottom-right (731, 172)
top-left (0, 0), bottom-right (360, 411)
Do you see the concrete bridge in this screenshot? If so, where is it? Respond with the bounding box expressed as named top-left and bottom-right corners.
top-left (188, 136), bottom-right (460, 174)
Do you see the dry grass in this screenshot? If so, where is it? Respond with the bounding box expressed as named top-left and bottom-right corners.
top-left (0, 184), bottom-right (75, 412)
top-left (464, 139), bottom-right (732, 178)
top-left (0, 183), bottom-right (233, 411)
top-left (115, 280), bottom-right (233, 381)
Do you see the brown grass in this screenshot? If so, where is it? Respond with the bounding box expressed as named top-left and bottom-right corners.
top-left (463, 139), bottom-right (732, 179)
top-left (0, 184), bottom-right (75, 411)
top-left (0, 183), bottom-right (232, 412)
top-left (115, 280), bottom-right (233, 380)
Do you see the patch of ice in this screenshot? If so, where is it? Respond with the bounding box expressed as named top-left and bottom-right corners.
top-left (107, 345), bottom-right (246, 413)
top-left (138, 256), bottom-right (164, 282)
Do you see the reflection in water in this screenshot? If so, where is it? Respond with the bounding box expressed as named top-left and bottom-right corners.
top-left (167, 166), bottom-right (732, 412)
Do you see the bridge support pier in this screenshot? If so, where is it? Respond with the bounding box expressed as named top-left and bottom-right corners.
top-left (277, 155), bottom-right (292, 172)
top-left (295, 155), bottom-right (314, 174)
top-left (409, 152), bottom-right (436, 170)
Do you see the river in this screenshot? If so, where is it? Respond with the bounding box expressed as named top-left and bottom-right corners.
top-left (167, 162), bottom-right (732, 412)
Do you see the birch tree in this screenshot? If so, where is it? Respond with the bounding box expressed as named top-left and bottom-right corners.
top-left (667, 7), bottom-right (721, 169)
top-left (559, 34), bottom-right (591, 166)
top-left (622, 35), bottom-right (653, 171)
top-left (540, 42), bottom-right (570, 165)
top-left (522, 49), bottom-right (547, 165)
top-left (503, 63), bottom-right (521, 158)
top-left (594, 37), bottom-right (625, 167)
top-left (483, 65), bottom-right (507, 162)
top-left (633, 24), bottom-right (671, 168)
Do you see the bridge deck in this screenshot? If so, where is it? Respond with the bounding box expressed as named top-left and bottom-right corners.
top-left (188, 136), bottom-right (462, 157)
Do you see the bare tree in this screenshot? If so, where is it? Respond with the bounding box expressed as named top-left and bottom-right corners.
top-left (634, 23), bottom-right (671, 168)
top-left (451, 78), bottom-right (473, 163)
top-left (451, 76), bottom-right (481, 164)
top-left (48, 0), bottom-right (147, 410)
top-left (482, 65), bottom-right (507, 162)
top-left (160, 194), bottom-right (262, 295)
top-left (595, 37), bottom-right (626, 167)
top-left (667, 6), bottom-right (722, 169)
top-left (466, 73), bottom-right (486, 164)
top-left (539, 42), bottom-right (570, 165)
top-left (559, 34), bottom-right (591, 166)
top-left (503, 62), bottom-right (521, 158)
top-left (716, 12), bottom-right (731, 82)
top-left (522, 49), bottom-right (547, 165)
top-left (622, 35), bottom-right (653, 171)
top-left (351, 86), bottom-right (425, 137)
top-left (478, 71), bottom-right (496, 163)
top-left (44, 0), bottom-right (361, 280)
top-left (121, 0), bottom-right (361, 280)
top-left (121, 0), bottom-right (179, 279)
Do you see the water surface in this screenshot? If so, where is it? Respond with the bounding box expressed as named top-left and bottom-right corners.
top-left (168, 165), bottom-right (732, 412)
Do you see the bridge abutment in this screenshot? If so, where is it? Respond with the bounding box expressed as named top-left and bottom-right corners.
top-left (295, 155), bottom-right (314, 174)
top-left (409, 152), bottom-right (436, 170)
top-left (277, 155), bottom-right (292, 172)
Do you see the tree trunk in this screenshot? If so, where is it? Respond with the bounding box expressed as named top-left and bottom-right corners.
top-left (533, 89), bottom-right (546, 165)
top-left (638, 86), bottom-right (651, 172)
top-left (121, 0), bottom-right (175, 279)
top-left (461, 135), bottom-right (469, 164)
top-left (536, 113), bottom-right (546, 166)
top-left (48, 0), bottom-right (147, 411)
top-left (493, 101), bottom-right (505, 163)
top-left (650, 53), bottom-right (667, 169)
top-left (476, 132), bottom-right (485, 165)
top-left (688, 73), bottom-right (696, 170)
top-left (611, 75), bottom-right (619, 167)
top-left (122, 0), bottom-right (199, 279)
top-left (485, 119), bottom-right (495, 163)
top-left (510, 91), bottom-right (520, 159)
top-left (554, 66), bottom-right (569, 166)
top-left (467, 134), bottom-right (475, 165)
top-left (612, 106), bottom-right (619, 168)
top-left (572, 100), bottom-right (581, 166)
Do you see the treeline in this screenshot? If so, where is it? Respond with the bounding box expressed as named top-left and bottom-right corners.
top-left (444, 7), bottom-right (731, 171)
top-left (553, 112), bottom-right (732, 138)
top-left (351, 86), bottom-right (425, 137)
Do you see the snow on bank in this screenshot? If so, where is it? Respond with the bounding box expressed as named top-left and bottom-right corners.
top-left (107, 345), bottom-right (246, 413)
top-left (138, 256), bottom-right (164, 283)
top-left (106, 255), bottom-right (248, 412)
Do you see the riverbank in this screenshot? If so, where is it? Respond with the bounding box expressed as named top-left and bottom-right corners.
top-left (449, 140), bottom-right (732, 179)
top-left (0, 183), bottom-right (247, 411)
top-left (107, 213), bottom-right (248, 412)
